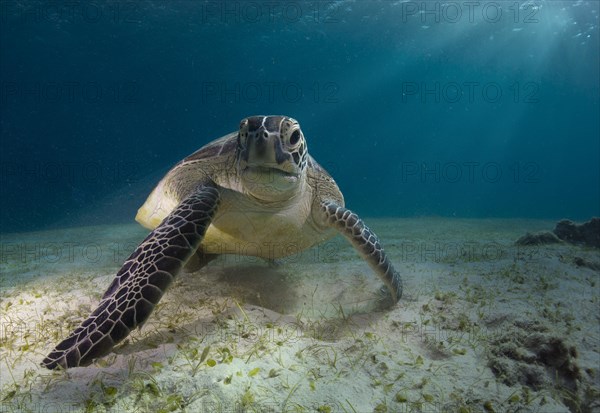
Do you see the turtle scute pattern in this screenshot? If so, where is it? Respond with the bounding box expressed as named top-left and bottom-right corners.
top-left (321, 201), bottom-right (403, 303)
top-left (42, 184), bottom-right (220, 369)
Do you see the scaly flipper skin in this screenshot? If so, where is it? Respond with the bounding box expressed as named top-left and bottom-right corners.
top-left (42, 184), bottom-right (220, 369)
top-left (321, 202), bottom-right (402, 304)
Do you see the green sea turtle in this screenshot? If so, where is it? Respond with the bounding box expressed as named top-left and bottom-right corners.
top-left (43, 115), bottom-right (403, 369)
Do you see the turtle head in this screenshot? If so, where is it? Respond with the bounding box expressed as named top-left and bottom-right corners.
top-left (237, 115), bottom-right (308, 201)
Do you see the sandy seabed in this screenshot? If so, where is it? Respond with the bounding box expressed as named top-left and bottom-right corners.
top-left (0, 217), bottom-right (598, 413)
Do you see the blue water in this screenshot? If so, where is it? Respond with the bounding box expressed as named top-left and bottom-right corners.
top-left (1, 0), bottom-right (598, 233)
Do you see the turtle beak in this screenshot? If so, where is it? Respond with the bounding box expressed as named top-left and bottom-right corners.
top-left (243, 128), bottom-right (297, 175)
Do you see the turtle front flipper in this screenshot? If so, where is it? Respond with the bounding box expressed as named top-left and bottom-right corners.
top-left (321, 202), bottom-right (403, 305)
top-left (42, 184), bottom-right (220, 370)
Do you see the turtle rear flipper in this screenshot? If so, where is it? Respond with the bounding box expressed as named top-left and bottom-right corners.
top-left (42, 184), bottom-right (220, 370)
top-left (321, 202), bottom-right (402, 305)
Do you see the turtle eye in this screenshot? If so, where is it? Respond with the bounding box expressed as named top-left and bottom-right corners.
top-left (288, 130), bottom-right (301, 147)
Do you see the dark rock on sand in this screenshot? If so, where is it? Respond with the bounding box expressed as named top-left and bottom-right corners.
top-left (553, 218), bottom-right (600, 248)
top-left (516, 218), bottom-right (599, 248)
top-left (573, 256), bottom-right (600, 271)
top-left (515, 231), bottom-right (562, 246)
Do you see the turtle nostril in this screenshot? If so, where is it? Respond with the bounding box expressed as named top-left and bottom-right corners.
top-left (263, 132), bottom-right (268, 138)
